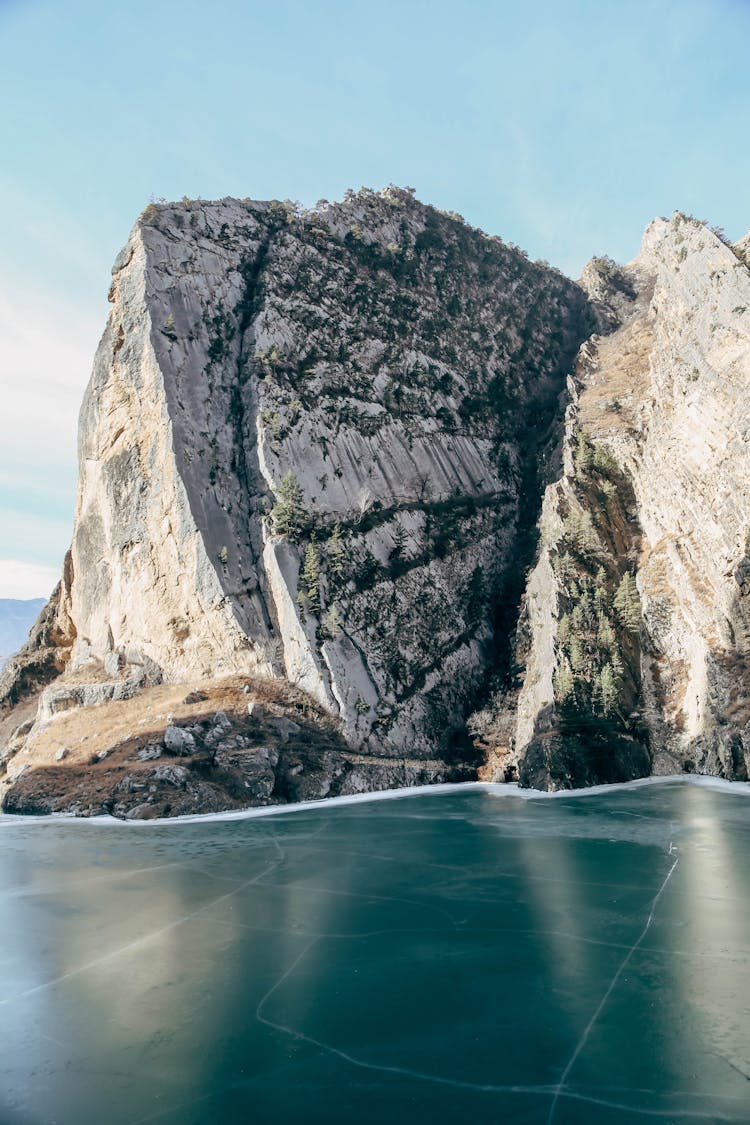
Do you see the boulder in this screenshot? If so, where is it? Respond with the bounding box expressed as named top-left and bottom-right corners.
top-left (153, 764), bottom-right (189, 787)
top-left (183, 690), bottom-right (208, 704)
top-left (137, 744), bottom-right (162, 761)
top-left (267, 716), bottom-right (301, 743)
top-left (163, 726), bottom-right (196, 756)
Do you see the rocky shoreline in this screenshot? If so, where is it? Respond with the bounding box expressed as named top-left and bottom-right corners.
top-left (2, 190), bottom-right (750, 812)
top-left (1, 675), bottom-right (465, 819)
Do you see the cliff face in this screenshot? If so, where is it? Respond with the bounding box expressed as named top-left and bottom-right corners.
top-left (1, 187), bottom-right (587, 774)
top-left (3, 193), bottom-right (749, 809)
top-left (484, 215), bottom-right (750, 788)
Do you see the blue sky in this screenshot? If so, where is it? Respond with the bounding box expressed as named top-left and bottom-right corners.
top-left (1, 0), bottom-right (749, 596)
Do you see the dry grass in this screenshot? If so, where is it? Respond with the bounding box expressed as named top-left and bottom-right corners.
top-left (5, 674), bottom-right (337, 777)
top-left (578, 314), bottom-right (654, 435)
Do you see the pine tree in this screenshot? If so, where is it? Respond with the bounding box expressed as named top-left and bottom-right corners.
top-left (323, 604), bottom-right (343, 639)
top-left (554, 662), bottom-right (575, 705)
top-left (597, 612), bottom-right (616, 650)
top-left (614, 572), bottom-right (641, 632)
top-left (569, 636), bottom-right (585, 673)
top-left (574, 430), bottom-right (594, 472)
top-left (301, 541), bottom-right (321, 613)
top-left (594, 581), bottom-right (609, 612)
top-left (326, 522), bottom-right (349, 578)
top-left (599, 663), bottom-right (619, 715)
top-left (570, 603), bottom-right (586, 634)
top-left (271, 472), bottom-right (307, 541)
top-left (575, 510), bottom-right (600, 555)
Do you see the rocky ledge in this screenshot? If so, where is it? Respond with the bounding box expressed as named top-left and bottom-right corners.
top-left (2, 191), bottom-right (749, 813)
top-left (1, 676), bottom-right (463, 818)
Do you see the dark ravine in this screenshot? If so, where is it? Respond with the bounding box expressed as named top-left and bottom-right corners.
top-left (2, 191), bottom-right (749, 815)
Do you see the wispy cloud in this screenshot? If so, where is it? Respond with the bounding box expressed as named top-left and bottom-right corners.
top-left (0, 280), bottom-right (100, 575)
top-left (0, 559), bottom-right (59, 600)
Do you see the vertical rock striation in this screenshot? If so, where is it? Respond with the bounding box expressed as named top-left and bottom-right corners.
top-left (1, 188), bottom-right (588, 766)
top-left (488, 215), bottom-right (750, 788)
top-left (4, 195), bottom-right (749, 801)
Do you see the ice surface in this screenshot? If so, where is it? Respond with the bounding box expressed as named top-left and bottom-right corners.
top-left (1, 773), bottom-right (746, 832)
top-left (1, 781), bottom-right (749, 1124)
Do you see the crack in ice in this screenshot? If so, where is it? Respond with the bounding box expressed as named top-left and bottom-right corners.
top-left (252, 909), bottom-right (743, 1122)
top-left (0, 856), bottom-right (285, 1006)
top-left (546, 850), bottom-right (680, 1124)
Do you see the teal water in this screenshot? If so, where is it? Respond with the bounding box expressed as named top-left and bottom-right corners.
top-left (0, 780), bottom-right (749, 1124)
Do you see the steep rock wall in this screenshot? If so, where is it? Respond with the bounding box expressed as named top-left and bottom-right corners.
top-left (2, 188), bottom-right (589, 762)
top-left (484, 215), bottom-right (750, 787)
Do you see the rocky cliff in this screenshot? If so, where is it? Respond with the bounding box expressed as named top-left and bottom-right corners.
top-left (476, 214), bottom-right (750, 789)
top-left (2, 192), bottom-right (748, 812)
top-left (0, 187), bottom-right (588, 809)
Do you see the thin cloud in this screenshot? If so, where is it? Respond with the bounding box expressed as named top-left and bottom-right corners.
top-left (0, 560), bottom-right (58, 600)
top-left (0, 280), bottom-right (99, 572)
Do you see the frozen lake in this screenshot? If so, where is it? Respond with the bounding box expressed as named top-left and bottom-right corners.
top-left (1, 779), bottom-right (749, 1123)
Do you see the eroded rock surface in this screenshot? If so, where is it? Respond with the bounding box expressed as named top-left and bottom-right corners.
top-left (3, 193), bottom-right (749, 807)
top-left (1, 676), bottom-right (463, 818)
top-left (477, 216), bottom-right (750, 788)
top-left (2, 186), bottom-right (588, 775)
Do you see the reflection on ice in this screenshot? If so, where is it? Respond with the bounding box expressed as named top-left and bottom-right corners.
top-left (0, 780), bottom-right (749, 1124)
top-left (1, 773), bottom-right (746, 832)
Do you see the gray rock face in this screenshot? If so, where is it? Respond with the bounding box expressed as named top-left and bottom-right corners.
top-left (4, 192), bottom-right (747, 796)
top-left (163, 726), bottom-right (196, 756)
top-left (3, 187), bottom-right (587, 763)
top-left (37, 665), bottom-right (152, 723)
top-left (153, 764), bottom-right (189, 787)
top-left (267, 716), bottom-right (301, 743)
top-left (136, 744), bottom-right (162, 761)
top-left (482, 216), bottom-right (750, 788)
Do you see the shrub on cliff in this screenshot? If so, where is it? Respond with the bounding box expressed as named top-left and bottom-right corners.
top-left (271, 472), bottom-right (308, 541)
top-left (614, 573), bottom-right (641, 632)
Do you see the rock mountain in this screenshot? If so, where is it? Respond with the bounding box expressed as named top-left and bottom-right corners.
top-left (2, 188), bottom-right (748, 814)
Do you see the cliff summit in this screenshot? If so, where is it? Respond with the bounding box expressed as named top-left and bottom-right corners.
top-left (2, 190), bottom-right (749, 815)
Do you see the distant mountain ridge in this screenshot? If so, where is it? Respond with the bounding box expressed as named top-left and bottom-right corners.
top-left (0, 599), bottom-right (46, 670)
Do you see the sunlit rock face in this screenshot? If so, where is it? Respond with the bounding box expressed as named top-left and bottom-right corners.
top-left (487, 216), bottom-right (750, 788)
top-left (5, 195), bottom-right (749, 793)
top-left (2, 188), bottom-right (587, 759)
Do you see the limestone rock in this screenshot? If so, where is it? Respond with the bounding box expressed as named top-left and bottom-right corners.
top-left (137, 744), bottom-right (163, 761)
top-left (3, 192), bottom-right (749, 802)
top-left (498, 214), bottom-right (750, 788)
top-left (153, 764), bottom-right (189, 787)
top-left (267, 716), bottom-right (301, 743)
top-left (183, 689), bottom-right (208, 704)
top-left (163, 726), bottom-right (195, 755)
top-left (1, 187), bottom-right (588, 765)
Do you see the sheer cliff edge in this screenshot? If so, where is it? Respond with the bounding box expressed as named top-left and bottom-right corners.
top-left (2, 191), bottom-right (748, 815)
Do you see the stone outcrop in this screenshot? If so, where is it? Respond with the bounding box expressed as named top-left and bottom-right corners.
top-left (1, 186), bottom-right (588, 775)
top-left (1, 676), bottom-right (464, 818)
top-left (478, 216), bottom-right (750, 788)
top-left (3, 192), bottom-right (750, 808)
